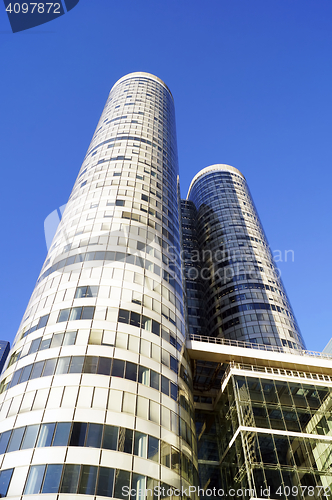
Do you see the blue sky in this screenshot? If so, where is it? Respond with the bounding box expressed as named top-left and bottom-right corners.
top-left (0, 0), bottom-right (331, 351)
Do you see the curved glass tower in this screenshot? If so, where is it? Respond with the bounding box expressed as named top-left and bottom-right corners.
top-left (186, 164), bottom-right (305, 350)
top-left (0, 73), bottom-right (197, 498)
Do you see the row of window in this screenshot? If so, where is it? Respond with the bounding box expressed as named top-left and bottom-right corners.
top-left (9, 330), bottom-right (77, 366)
top-left (21, 301), bottom-right (182, 344)
top-left (1, 353), bottom-right (180, 397)
top-left (21, 464), bottom-right (190, 498)
top-left (0, 421), bottom-right (196, 481)
top-left (79, 160), bottom-right (178, 218)
top-left (37, 249), bottom-right (182, 299)
top-left (0, 382), bottom-right (195, 446)
top-left (218, 301), bottom-right (298, 326)
top-left (11, 321), bottom-right (184, 372)
top-left (86, 134), bottom-right (164, 160)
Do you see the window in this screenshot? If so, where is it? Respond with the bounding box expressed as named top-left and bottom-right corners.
top-left (57, 307), bottom-right (95, 322)
top-left (42, 464), bottom-right (63, 493)
top-left (53, 422), bottom-right (71, 446)
top-left (97, 467), bottom-right (114, 497)
top-left (113, 470), bottom-right (130, 499)
top-left (103, 426), bottom-right (118, 450)
top-left (134, 432), bottom-right (147, 458)
top-left (58, 309), bottom-right (70, 322)
top-left (86, 423), bottom-right (103, 448)
top-left (112, 359), bottom-right (125, 378)
top-left (79, 465), bottom-right (98, 494)
top-left (0, 468), bottom-right (13, 497)
top-left (21, 425), bottom-right (39, 450)
top-left (125, 362), bottom-right (137, 382)
top-left (60, 464), bottom-right (81, 493)
top-left (7, 427), bottom-right (25, 452)
top-left (36, 423), bottom-right (55, 448)
top-left (37, 314), bottom-right (49, 329)
top-left (75, 286), bottom-right (99, 298)
top-left (24, 465), bottom-right (46, 494)
top-left (148, 436), bottom-right (159, 462)
top-left (0, 431), bottom-right (11, 455)
top-left (70, 422), bottom-right (87, 447)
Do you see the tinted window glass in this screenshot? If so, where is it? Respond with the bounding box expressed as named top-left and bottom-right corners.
top-left (58, 309), bottom-right (70, 322)
top-left (42, 464), bottom-right (63, 493)
top-left (148, 436), bottom-right (159, 462)
top-left (24, 465), bottom-right (46, 494)
top-left (52, 422), bottom-right (71, 447)
top-left (20, 364), bottom-right (32, 383)
top-left (36, 423), bottom-right (55, 448)
top-left (82, 306), bottom-right (95, 320)
top-left (0, 468), bottom-right (13, 497)
top-left (7, 427), bottom-right (25, 452)
top-left (28, 338), bottom-right (41, 355)
top-left (0, 431), bottom-right (11, 455)
top-left (97, 467), bottom-right (114, 497)
top-left (30, 361), bottom-right (45, 379)
top-left (83, 356), bottom-right (98, 374)
top-left (63, 331), bottom-right (77, 346)
top-left (161, 376), bottom-right (169, 396)
top-left (102, 426), bottom-right (118, 450)
top-left (150, 370), bottom-right (159, 390)
top-left (21, 425), bottom-right (39, 450)
top-left (70, 307), bottom-right (82, 321)
top-left (113, 469), bottom-right (130, 499)
top-left (50, 333), bottom-right (64, 348)
top-left (55, 356), bottom-right (70, 374)
top-left (70, 422), bottom-right (87, 447)
top-left (40, 338), bottom-right (52, 350)
top-left (69, 356), bottom-right (84, 374)
top-left (43, 357), bottom-right (57, 377)
top-left (60, 464), bottom-right (80, 493)
top-left (78, 465), bottom-right (97, 495)
top-left (86, 423), bottom-right (103, 448)
top-left (98, 357), bottom-right (112, 375)
top-left (125, 362), bottom-right (137, 381)
top-left (10, 368), bottom-right (22, 388)
top-left (112, 359), bottom-right (124, 377)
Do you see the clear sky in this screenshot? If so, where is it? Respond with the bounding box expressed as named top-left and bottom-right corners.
top-left (0, 0), bottom-right (331, 352)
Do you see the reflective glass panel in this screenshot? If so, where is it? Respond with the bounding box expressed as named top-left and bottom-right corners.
top-left (86, 423), bottom-right (103, 448)
top-left (7, 427), bottom-right (25, 452)
top-left (24, 465), bottom-right (46, 495)
top-left (36, 423), bottom-right (56, 448)
top-left (21, 425), bottom-right (39, 450)
top-left (97, 467), bottom-right (114, 497)
top-left (0, 468), bottom-right (13, 497)
top-left (78, 465), bottom-right (98, 494)
top-left (42, 464), bottom-right (63, 493)
top-left (60, 464), bottom-right (80, 493)
top-left (52, 422), bottom-right (71, 447)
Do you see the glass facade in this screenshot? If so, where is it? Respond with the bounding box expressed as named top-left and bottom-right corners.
top-left (196, 363), bottom-right (332, 499)
top-left (0, 73), bottom-right (197, 498)
top-left (185, 165), bottom-right (305, 350)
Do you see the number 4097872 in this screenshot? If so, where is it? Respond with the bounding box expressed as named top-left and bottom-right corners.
top-left (6, 3), bottom-right (61, 14)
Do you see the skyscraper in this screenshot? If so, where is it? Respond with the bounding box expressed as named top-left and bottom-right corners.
top-left (0, 72), bottom-right (196, 498)
top-left (0, 73), bottom-right (331, 500)
top-left (185, 164), bottom-right (305, 350)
